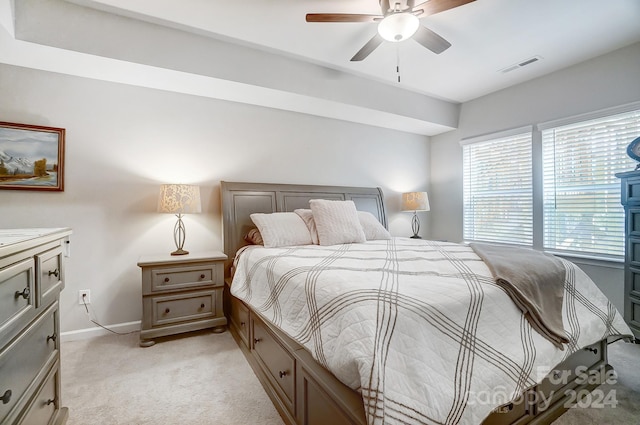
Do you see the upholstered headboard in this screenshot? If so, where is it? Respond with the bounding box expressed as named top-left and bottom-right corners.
top-left (221, 181), bottom-right (387, 275)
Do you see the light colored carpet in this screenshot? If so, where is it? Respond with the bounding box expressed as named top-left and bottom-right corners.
top-left (61, 330), bottom-right (284, 425)
top-left (62, 331), bottom-right (639, 424)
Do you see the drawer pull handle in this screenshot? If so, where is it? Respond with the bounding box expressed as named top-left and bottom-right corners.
top-left (278, 370), bottom-right (288, 378)
top-left (1, 390), bottom-right (11, 405)
top-left (164, 308), bottom-right (171, 314)
top-left (200, 303), bottom-right (205, 309)
top-left (200, 274), bottom-right (206, 279)
top-left (48, 269), bottom-right (59, 278)
top-left (496, 403), bottom-right (513, 414)
top-left (15, 287), bottom-right (30, 300)
top-left (584, 347), bottom-right (598, 354)
top-left (240, 321), bottom-right (246, 327)
top-left (253, 338), bottom-right (262, 344)
top-left (46, 398), bottom-right (56, 406)
top-left (164, 277), bottom-right (170, 283)
top-left (47, 333), bottom-right (57, 343)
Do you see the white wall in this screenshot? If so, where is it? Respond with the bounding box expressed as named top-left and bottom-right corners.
top-left (0, 63), bottom-right (431, 334)
top-left (430, 42), bottom-right (640, 312)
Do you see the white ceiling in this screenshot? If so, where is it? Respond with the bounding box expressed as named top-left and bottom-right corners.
top-left (66, 0), bottom-right (640, 103)
top-left (1, 0), bottom-right (639, 135)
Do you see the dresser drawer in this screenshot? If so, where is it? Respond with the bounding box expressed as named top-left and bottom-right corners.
top-left (0, 303), bottom-right (58, 424)
top-left (36, 247), bottom-right (63, 309)
top-left (230, 296), bottom-right (250, 348)
top-left (0, 259), bottom-right (35, 342)
top-left (252, 316), bottom-right (295, 413)
top-left (17, 363), bottom-right (61, 425)
top-left (150, 290), bottom-right (220, 326)
top-left (628, 238), bottom-right (640, 267)
top-left (150, 263), bottom-right (223, 293)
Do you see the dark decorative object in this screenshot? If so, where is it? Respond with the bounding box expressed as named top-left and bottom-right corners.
top-left (626, 136), bottom-right (640, 169)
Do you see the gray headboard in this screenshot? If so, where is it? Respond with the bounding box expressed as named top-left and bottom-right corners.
top-left (221, 181), bottom-right (387, 275)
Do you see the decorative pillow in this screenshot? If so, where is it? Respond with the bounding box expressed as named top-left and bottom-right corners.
top-left (309, 199), bottom-right (366, 246)
top-left (294, 209), bottom-right (320, 244)
top-left (358, 211), bottom-right (391, 240)
top-left (244, 228), bottom-right (264, 245)
top-left (250, 212), bottom-right (313, 248)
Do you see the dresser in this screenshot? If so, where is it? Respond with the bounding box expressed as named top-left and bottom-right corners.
top-left (616, 170), bottom-right (640, 341)
top-left (0, 228), bottom-right (72, 425)
top-left (138, 251), bottom-right (228, 347)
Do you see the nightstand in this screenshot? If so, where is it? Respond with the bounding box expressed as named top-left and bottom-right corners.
top-left (137, 251), bottom-right (228, 347)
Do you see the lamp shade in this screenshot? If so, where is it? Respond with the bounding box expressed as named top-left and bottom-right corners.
top-left (157, 184), bottom-right (202, 214)
top-left (377, 13), bottom-right (420, 42)
top-left (401, 191), bottom-right (430, 212)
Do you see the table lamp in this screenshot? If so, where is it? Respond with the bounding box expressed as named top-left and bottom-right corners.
top-left (401, 191), bottom-right (430, 239)
top-left (157, 184), bottom-right (201, 255)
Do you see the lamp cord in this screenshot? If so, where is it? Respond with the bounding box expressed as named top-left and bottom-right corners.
top-left (82, 297), bottom-right (137, 336)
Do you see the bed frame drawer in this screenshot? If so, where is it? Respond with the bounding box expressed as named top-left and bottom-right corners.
top-left (252, 316), bottom-right (296, 416)
top-left (230, 296), bottom-right (250, 348)
top-left (535, 340), bottom-right (605, 406)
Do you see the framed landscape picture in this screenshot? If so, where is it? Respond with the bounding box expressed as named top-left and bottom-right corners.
top-left (0, 121), bottom-right (65, 191)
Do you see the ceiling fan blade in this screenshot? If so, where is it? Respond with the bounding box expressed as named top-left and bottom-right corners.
top-left (413, 25), bottom-right (451, 54)
top-left (306, 13), bottom-right (382, 23)
top-left (412, 0), bottom-right (475, 18)
top-left (350, 34), bottom-right (384, 62)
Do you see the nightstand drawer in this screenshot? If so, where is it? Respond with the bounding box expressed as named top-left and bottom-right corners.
top-left (0, 303), bottom-right (58, 424)
top-left (150, 290), bottom-right (220, 326)
top-left (150, 263), bottom-right (223, 292)
top-left (36, 246), bottom-right (64, 308)
top-left (0, 259), bottom-right (35, 343)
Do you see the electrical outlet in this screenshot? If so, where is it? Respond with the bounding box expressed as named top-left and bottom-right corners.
top-left (78, 289), bottom-right (91, 305)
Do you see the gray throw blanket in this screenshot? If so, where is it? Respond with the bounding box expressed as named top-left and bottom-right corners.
top-left (470, 243), bottom-right (570, 349)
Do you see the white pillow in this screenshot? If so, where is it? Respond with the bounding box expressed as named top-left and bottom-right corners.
top-left (309, 199), bottom-right (366, 246)
top-left (249, 212), bottom-right (313, 248)
top-left (294, 209), bottom-right (319, 244)
top-left (358, 211), bottom-right (391, 240)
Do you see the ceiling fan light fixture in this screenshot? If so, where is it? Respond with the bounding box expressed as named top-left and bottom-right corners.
top-left (377, 13), bottom-right (419, 42)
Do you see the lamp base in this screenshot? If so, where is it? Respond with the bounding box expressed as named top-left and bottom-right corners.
top-left (171, 248), bottom-right (189, 256)
top-left (410, 235), bottom-right (422, 239)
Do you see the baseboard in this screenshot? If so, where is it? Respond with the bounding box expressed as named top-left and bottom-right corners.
top-left (61, 320), bottom-right (141, 342)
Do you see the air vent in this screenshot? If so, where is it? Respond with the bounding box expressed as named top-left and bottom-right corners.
top-left (500, 56), bottom-right (542, 73)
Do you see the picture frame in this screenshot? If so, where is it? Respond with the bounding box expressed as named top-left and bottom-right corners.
top-left (0, 121), bottom-right (65, 191)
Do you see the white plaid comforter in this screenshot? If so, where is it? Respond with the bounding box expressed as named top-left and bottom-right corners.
top-left (230, 238), bottom-right (631, 425)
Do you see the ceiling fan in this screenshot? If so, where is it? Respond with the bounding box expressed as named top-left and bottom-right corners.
top-left (306, 0), bottom-right (475, 61)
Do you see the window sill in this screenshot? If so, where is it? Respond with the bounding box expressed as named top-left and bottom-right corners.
top-left (543, 250), bottom-right (623, 270)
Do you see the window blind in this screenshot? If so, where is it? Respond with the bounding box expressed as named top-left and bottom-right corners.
top-left (542, 109), bottom-right (640, 257)
top-left (463, 132), bottom-right (533, 245)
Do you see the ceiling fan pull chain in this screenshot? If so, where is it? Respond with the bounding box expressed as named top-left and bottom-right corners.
top-left (396, 44), bottom-right (401, 83)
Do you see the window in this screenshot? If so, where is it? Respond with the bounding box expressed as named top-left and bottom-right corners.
top-left (541, 109), bottom-right (640, 257)
top-left (463, 130), bottom-right (533, 246)
top-left (461, 104), bottom-right (640, 260)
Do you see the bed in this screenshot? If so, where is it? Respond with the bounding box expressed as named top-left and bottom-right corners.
top-left (221, 181), bottom-right (632, 425)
